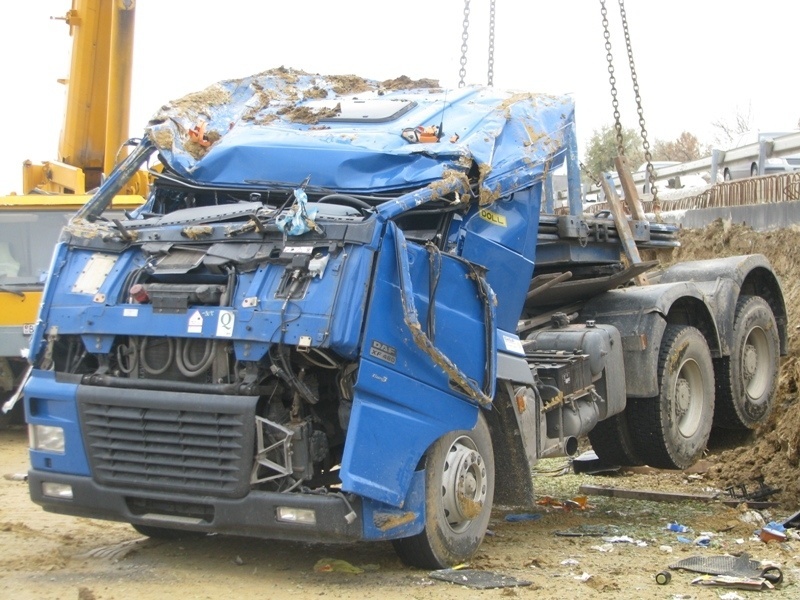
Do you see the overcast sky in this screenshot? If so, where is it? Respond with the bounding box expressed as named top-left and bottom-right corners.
top-left (1, 0), bottom-right (798, 193)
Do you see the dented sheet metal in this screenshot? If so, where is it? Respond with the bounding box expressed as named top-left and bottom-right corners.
top-left (145, 68), bottom-right (574, 199)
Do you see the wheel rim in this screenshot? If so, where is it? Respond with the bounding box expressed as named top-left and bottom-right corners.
top-left (440, 435), bottom-right (488, 533)
top-left (672, 357), bottom-right (706, 438)
top-left (741, 325), bottom-right (772, 402)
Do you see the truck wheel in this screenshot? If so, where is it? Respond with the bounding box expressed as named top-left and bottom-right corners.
top-left (392, 413), bottom-right (494, 569)
top-left (587, 412), bottom-right (644, 467)
top-left (628, 325), bottom-right (714, 470)
top-left (714, 296), bottom-right (779, 429)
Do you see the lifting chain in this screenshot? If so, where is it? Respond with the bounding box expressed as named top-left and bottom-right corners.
top-left (617, 0), bottom-right (659, 207)
top-left (459, 0), bottom-right (471, 88)
top-left (458, 0), bottom-right (497, 88)
top-left (580, 161), bottom-right (603, 189)
top-left (599, 0), bottom-right (623, 156)
top-left (599, 0), bottom-right (659, 208)
top-left (487, 0), bottom-right (496, 86)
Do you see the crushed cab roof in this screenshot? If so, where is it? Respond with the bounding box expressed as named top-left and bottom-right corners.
top-left (146, 67), bottom-right (575, 196)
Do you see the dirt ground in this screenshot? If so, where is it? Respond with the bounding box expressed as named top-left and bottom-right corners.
top-left (3, 219), bottom-right (800, 599)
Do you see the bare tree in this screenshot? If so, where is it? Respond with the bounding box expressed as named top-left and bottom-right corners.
top-left (711, 103), bottom-right (753, 148)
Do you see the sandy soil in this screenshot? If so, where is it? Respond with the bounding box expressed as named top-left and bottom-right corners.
top-left (2, 434), bottom-right (800, 599)
top-left (3, 220), bottom-right (800, 599)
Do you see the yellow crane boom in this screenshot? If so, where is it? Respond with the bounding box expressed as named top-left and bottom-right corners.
top-left (22, 0), bottom-right (145, 196)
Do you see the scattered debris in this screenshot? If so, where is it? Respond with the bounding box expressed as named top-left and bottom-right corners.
top-left (690, 574), bottom-right (775, 591)
top-left (553, 524), bottom-right (620, 537)
top-left (670, 553), bottom-right (783, 585)
top-left (504, 513), bottom-right (543, 522)
top-left (428, 568), bottom-right (532, 589)
top-left (2, 472), bottom-right (26, 481)
top-left (77, 537), bottom-right (149, 561)
top-left (578, 483), bottom-right (778, 507)
top-left (579, 483), bottom-right (716, 504)
top-left (602, 535), bottom-right (647, 547)
top-left (313, 558), bottom-right (364, 574)
top-left (739, 510), bottom-right (766, 527)
top-left (665, 521), bottom-right (690, 533)
top-left (655, 570), bottom-right (671, 585)
top-left (724, 480), bottom-right (781, 504)
top-left (782, 508), bottom-right (800, 529)
top-left (571, 449), bottom-right (620, 475)
top-left (758, 521), bottom-right (788, 543)
top-left (536, 495), bottom-right (590, 511)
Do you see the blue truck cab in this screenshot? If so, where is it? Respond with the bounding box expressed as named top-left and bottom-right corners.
top-left (22, 70), bottom-right (787, 568)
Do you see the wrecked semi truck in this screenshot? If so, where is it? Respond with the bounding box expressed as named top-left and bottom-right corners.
top-left (22, 72), bottom-right (786, 568)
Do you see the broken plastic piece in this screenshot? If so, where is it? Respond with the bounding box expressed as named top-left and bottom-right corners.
top-left (275, 188), bottom-right (320, 236)
top-left (691, 575), bottom-right (774, 591)
top-left (504, 512), bottom-right (542, 522)
top-left (428, 568), bottom-right (532, 589)
top-left (313, 558), bottom-right (364, 573)
top-left (670, 553), bottom-right (783, 585)
top-left (188, 121), bottom-right (211, 147)
top-left (401, 125), bottom-right (441, 144)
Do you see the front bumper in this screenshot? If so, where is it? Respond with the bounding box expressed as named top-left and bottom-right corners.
top-left (29, 469), bottom-right (364, 543)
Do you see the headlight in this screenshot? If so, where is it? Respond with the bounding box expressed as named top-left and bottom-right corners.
top-left (42, 482), bottom-right (73, 499)
top-left (29, 424), bottom-right (65, 453)
top-left (276, 507), bottom-right (317, 525)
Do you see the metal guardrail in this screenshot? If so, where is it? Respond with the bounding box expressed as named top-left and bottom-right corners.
top-left (579, 171), bottom-right (800, 216)
top-left (588, 131), bottom-right (800, 195)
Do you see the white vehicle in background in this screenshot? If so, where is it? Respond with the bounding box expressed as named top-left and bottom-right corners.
top-left (723, 131), bottom-right (800, 181)
top-left (636, 162), bottom-right (710, 194)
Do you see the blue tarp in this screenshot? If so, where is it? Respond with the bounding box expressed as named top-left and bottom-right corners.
top-left (146, 68), bottom-right (575, 197)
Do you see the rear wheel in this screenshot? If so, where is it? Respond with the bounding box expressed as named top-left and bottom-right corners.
top-left (628, 325), bottom-right (715, 469)
top-left (587, 412), bottom-right (644, 466)
top-left (392, 413), bottom-right (494, 569)
top-left (714, 296), bottom-right (779, 429)
top-left (723, 169), bottom-right (732, 181)
top-left (750, 164), bottom-right (759, 177)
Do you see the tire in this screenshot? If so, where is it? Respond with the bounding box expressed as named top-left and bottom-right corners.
top-left (131, 524), bottom-right (205, 540)
top-left (628, 325), bottom-right (715, 470)
top-left (587, 412), bottom-right (644, 467)
top-left (723, 169), bottom-right (732, 181)
top-left (392, 412), bottom-right (494, 569)
top-left (714, 296), bottom-right (779, 429)
top-left (750, 164), bottom-right (759, 178)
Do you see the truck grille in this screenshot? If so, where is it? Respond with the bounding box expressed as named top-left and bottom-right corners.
top-left (77, 386), bottom-right (257, 498)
